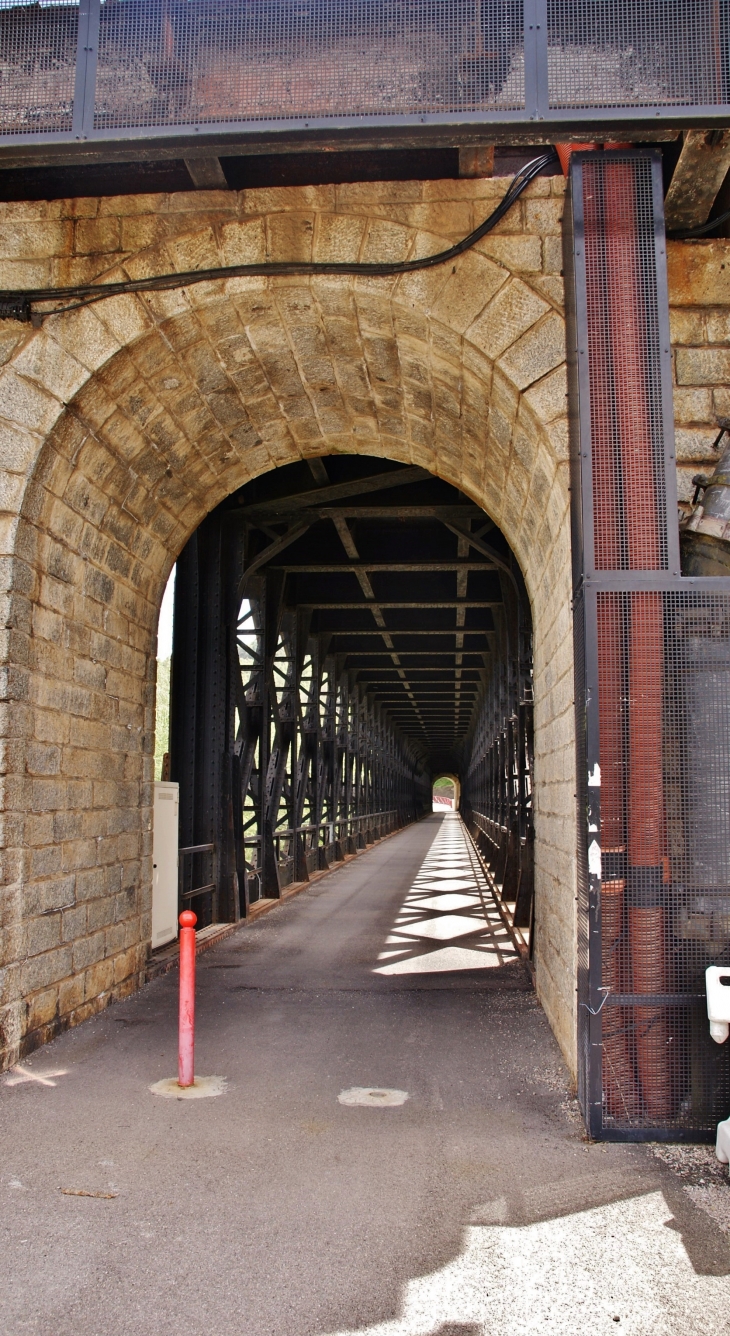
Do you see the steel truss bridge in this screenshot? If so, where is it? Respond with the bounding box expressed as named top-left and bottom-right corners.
top-left (0, 0), bottom-right (728, 167)
top-left (169, 457), bottom-right (534, 934)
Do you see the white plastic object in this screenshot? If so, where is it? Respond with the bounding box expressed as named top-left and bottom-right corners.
top-left (717, 1115), bottom-right (730, 1168)
top-left (706, 965), bottom-right (730, 1043)
top-left (152, 781), bottom-right (179, 949)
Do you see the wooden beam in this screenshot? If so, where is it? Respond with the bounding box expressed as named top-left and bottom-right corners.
top-left (665, 130), bottom-right (730, 230)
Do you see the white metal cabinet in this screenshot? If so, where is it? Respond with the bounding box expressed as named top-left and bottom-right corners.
top-left (152, 781), bottom-right (179, 949)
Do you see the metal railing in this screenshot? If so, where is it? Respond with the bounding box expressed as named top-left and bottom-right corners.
top-left (242, 808), bottom-right (400, 900)
top-left (1, 0), bottom-right (728, 153)
top-left (179, 841), bottom-right (216, 905)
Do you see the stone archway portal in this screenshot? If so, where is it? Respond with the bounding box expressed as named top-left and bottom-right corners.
top-left (0, 179), bottom-right (575, 1075)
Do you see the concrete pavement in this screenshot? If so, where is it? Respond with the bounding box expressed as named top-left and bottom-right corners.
top-left (2, 814), bottom-right (730, 1336)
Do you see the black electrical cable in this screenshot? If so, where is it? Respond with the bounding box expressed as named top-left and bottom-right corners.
top-left (0, 150), bottom-right (558, 324)
top-left (668, 206), bottom-right (730, 240)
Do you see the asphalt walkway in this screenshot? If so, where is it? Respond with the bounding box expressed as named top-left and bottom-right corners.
top-left (3, 813), bottom-right (730, 1336)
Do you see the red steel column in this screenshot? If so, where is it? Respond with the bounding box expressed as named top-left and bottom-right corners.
top-left (604, 161), bottom-right (671, 1121)
top-left (583, 159), bottom-right (641, 1118)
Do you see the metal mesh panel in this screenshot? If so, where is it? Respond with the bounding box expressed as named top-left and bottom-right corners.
top-left (596, 590), bottom-right (730, 1134)
top-left (573, 584), bottom-right (592, 1121)
top-left (570, 150), bottom-right (730, 1139)
top-left (547, 0), bottom-right (729, 109)
top-left (0, 1), bottom-right (78, 134)
top-left (93, 0), bottom-right (525, 130)
top-left (581, 155), bottom-right (669, 572)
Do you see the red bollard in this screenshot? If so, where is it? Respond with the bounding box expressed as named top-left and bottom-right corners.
top-left (178, 910), bottom-right (197, 1088)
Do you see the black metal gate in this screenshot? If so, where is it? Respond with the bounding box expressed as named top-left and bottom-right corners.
top-left (568, 149), bottom-right (730, 1140)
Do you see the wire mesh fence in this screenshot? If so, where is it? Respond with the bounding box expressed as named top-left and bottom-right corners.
top-left (0, 0), bottom-right (729, 144)
top-left (547, 0), bottom-right (729, 110)
top-left (571, 149), bottom-right (730, 1140)
top-left (0, 0), bottom-right (78, 135)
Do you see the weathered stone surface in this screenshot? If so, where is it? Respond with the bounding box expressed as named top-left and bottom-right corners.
top-left (0, 175), bottom-right (601, 1083)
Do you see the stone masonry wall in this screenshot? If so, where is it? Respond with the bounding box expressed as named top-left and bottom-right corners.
top-left (11, 174), bottom-right (722, 1080)
top-left (668, 240), bottom-right (730, 504)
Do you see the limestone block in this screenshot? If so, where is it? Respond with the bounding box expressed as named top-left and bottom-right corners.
top-left (524, 364), bottom-right (568, 424)
top-left (84, 957), bottom-right (114, 999)
top-left (118, 215), bottom-right (167, 253)
top-left (26, 986), bottom-right (59, 1030)
top-left (476, 233), bottom-right (542, 272)
top-left (395, 246), bottom-right (452, 312)
top-left (705, 311), bottom-right (730, 344)
top-left (543, 417), bottom-right (570, 461)
top-left (542, 236), bottom-right (564, 276)
top-left (525, 198), bottom-right (564, 235)
top-left (20, 945), bottom-right (73, 995)
top-left (58, 974), bottom-right (84, 1015)
top-left (165, 227), bottom-right (221, 274)
top-left (61, 905), bottom-right (87, 944)
top-left (667, 239), bottom-right (730, 307)
top-left (675, 426), bottom-right (721, 459)
top-left (0, 259), bottom-right (52, 289)
top-left (74, 868), bottom-right (105, 903)
top-left (498, 312), bottom-right (566, 391)
top-left (713, 387), bottom-right (730, 418)
top-left (0, 368), bottom-right (62, 435)
top-left (0, 471), bottom-right (26, 515)
top-left (676, 347), bottom-right (730, 385)
top-left (467, 278), bottom-right (549, 361)
top-left (382, 201), bottom-right (473, 238)
top-left (677, 465), bottom-right (699, 502)
top-left (74, 217), bottom-right (121, 256)
top-left (24, 912), bottom-right (62, 956)
top-left (423, 177), bottom-right (511, 202)
top-left (336, 180), bottom-right (421, 207)
top-left (672, 386), bottom-right (713, 422)
top-left (313, 214), bottom-right (368, 265)
top-left (113, 945), bottom-right (140, 985)
top-left (0, 219), bottom-right (72, 260)
top-left (669, 308), bottom-right (706, 344)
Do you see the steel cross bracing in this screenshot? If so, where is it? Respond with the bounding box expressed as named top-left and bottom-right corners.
top-left (460, 543), bottom-right (535, 939)
top-left (167, 456), bottom-right (534, 927)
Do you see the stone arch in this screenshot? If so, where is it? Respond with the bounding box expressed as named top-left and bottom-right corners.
top-left (432, 773), bottom-right (461, 808)
top-left (0, 182), bottom-right (574, 1071)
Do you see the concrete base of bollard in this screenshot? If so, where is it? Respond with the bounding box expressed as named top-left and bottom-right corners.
top-left (149, 1075), bottom-right (226, 1099)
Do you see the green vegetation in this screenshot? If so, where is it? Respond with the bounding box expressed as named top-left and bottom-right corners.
top-left (433, 776), bottom-right (455, 797)
top-left (154, 657), bottom-right (171, 781)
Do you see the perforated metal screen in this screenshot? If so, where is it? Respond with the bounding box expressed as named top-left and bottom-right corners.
top-left (0, 1), bottom-right (79, 136)
top-left (547, 0), bottom-right (729, 110)
top-left (571, 151), bottom-right (730, 1140)
top-left (93, 0), bottom-right (525, 130)
top-left (581, 155), bottom-right (669, 573)
top-left (0, 0), bottom-right (729, 145)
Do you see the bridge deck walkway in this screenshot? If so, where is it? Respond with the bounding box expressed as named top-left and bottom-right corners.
top-left (2, 814), bottom-right (729, 1335)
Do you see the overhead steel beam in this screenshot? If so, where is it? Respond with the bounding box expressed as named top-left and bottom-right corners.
top-left (310, 601), bottom-right (500, 610)
top-left (184, 156), bottom-right (229, 189)
top-left (250, 505), bottom-right (485, 524)
top-left (239, 467), bottom-right (431, 517)
top-left (664, 129), bottom-right (730, 229)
